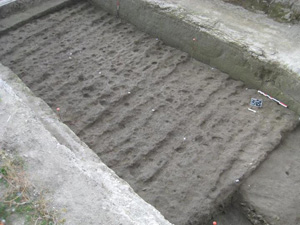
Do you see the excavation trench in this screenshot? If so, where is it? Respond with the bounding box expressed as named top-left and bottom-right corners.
top-left (0, 1), bottom-right (298, 224)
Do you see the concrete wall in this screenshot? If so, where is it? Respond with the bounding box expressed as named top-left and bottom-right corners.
top-left (90, 0), bottom-right (300, 115)
top-left (223, 0), bottom-right (300, 22)
top-left (0, 0), bottom-right (47, 17)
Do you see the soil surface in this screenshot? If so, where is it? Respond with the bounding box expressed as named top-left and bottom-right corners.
top-left (0, 1), bottom-right (298, 224)
top-left (240, 126), bottom-right (300, 225)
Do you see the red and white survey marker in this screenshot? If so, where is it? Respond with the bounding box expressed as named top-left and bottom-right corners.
top-left (257, 90), bottom-right (287, 108)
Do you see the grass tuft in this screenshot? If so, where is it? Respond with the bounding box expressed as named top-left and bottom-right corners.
top-left (0, 150), bottom-right (65, 225)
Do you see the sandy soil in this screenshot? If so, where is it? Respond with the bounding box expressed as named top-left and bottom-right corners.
top-left (0, 2), bottom-right (298, 224)
top-left (240, 126), bottom-right (300, 225)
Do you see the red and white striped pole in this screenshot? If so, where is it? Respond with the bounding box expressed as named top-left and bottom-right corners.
top-left (257, 90), bottom-right (287, 108)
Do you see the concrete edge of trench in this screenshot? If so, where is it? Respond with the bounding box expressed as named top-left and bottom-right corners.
top-left (0, 62), bottom-right (173, 224)
top-left (91, 0), bottom-right (300, 116)
top-left (0, 0), bottom-right (81, 35)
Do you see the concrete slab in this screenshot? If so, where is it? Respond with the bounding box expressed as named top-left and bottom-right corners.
top-left (0, 0), bottom-right (16, 7)
top-left (0, 0), bottom-right (79, 35)
top-left (222, 0), bottom-right (300, 23)
top-left (166, 0), bottom-right (300, 74)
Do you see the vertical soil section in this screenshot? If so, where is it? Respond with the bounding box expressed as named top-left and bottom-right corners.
top-left (0, 2), bottom-right (298, 224)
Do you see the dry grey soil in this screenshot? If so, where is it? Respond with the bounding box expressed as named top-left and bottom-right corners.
top-left (0, 1), bottom-right (298, 224)
top-left (240, 126), bottom-right (300, 225)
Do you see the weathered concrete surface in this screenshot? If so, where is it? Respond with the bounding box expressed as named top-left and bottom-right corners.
top-left (239, 125), bottom-right (300, 225)
top-left (0, 0), bottom-right (41, 18)
top-left (0, 0), bottom-right (16, 8)
top-left (91, 0), bottom-right (300, 115)
top-left (0, 0), bottom-right (50, 18)
top-left (0, 0), bottom-right (78, 35)
top-left (223, 0), bottom-right (300, 23)
top-left (0, 63), bottom-right (172, 225)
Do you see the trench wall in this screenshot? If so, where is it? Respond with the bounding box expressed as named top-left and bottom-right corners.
top-left (91, 0), bottom-right (300, 115)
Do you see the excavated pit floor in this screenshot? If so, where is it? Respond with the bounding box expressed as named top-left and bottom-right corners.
top-left (0, 1), bottom-right (298, 224)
